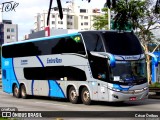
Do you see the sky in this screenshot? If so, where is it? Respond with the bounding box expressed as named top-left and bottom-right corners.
top-left (0, 0), bottom-right (106, 40)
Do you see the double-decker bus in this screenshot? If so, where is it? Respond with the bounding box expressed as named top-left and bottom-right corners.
top-left (1, 30), bottom-right (157, 105)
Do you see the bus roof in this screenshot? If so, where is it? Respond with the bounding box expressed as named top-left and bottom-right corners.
top-left (2, 30), bottom-right (133, 47)
top-left (2, 32), bottom-right (80, 46)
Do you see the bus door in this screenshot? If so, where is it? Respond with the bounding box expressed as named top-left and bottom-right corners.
top-left (89, 55), bottom-right (110, 101)
top-left (2, 69), bottom-right (12, 93)
top-left (97, 81), bottom-right (109, 101)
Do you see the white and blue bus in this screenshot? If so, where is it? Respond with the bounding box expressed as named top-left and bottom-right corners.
top-left (1, 30), bottom-right (157, 105)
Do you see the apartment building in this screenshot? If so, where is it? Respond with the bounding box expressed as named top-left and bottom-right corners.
top-left (33, 3), bottom-right (102, 32)
top-left (34, 7), bottom-right (73, 32)
top-left (0, 20), bottom-right (18, 45)
top-left (0, 5), bottom-right (18, 44)
top-left (75, 8), bottom-right (101, 30)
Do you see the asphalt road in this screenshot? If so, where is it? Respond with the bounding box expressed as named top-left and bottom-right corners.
top-left (0, 89), bottom-right (160, 120)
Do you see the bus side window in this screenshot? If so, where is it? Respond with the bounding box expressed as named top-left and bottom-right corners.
top-left (2, 69), bottom-right (6, 79)
top-left (82, 33), bottom-right (104, 52)
top-left (64, 36), bottom-right (85, 55)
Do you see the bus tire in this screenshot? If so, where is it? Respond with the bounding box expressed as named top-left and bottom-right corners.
top-left (81, 87), bottom-right (91, 105)
top-left (13, 84), bottom-right (20, 98)
top-left (68, 86), bottom-right (79, 104)
top-left (21, 85), bottom-right (28, 99)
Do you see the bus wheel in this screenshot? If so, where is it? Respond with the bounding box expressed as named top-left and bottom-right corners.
top-left (21, 85), bottom-right (27, 99)
top-left (13, 84), bottom-right (20, 98)
top-left (81, 87), bottom-right (91, 105)
top-left (68, 86), bottom-right (79, 104)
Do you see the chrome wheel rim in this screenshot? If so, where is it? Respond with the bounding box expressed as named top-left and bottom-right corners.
top-left (70, 90), bottom-right (77, 101)
top-left (83, 90), bottom-right (90, 102)
top-left (14, 87), bottom-right (18, 96)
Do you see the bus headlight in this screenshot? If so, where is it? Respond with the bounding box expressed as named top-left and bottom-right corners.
top-left (108, 85), bottom-right (121, 92)
top-left (108, 84), bottom-right (129, 92)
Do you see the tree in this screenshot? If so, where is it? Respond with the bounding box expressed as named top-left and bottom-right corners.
top-left (92, 8), bottom-right (108, 30)
top-left (112, 0), bottom-right (160, 84)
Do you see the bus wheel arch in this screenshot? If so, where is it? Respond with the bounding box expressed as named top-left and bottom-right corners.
top-left (81, 86), bottom-right (92, 105)
top-left (20, 84), bottom-right (28, 99)
top-left (67, 85), bottom-right (79, 104)
top-left (12, 83), bottom-right (20, 98)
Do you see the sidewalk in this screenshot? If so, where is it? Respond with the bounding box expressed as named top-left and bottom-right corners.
top-left (148, 92), bottom-right (160, 99)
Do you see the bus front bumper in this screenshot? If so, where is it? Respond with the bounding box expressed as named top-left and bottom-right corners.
top-left (108, 89), bottom-right (149, 102)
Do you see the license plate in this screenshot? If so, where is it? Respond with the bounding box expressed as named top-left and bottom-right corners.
top-left (129, 97), bottom-right (136, 101)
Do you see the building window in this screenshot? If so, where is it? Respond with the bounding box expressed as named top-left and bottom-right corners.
top-left (67, 22), bottom-right (72, 25)
top-left (7, 28), bottom-right (10, 32)
top-left (7, 35), bottom-right (10, 39)
top-left (81, 16), bottom-right (83, 19)
top-left (58, 21), bottom-right (63, 24)
top-left (11, 28), bottom-right (14, 32)
top-left (81, 23), bottom-right (83, 26)
top-left (52, 21), bottom-right (55, 24)
top-left (67, 15), bottom-right (73, 19)
top-left (52, 14), bottom-right (55, 18)
top-left (40, 27), bottom-right (43, 30)
top-left (80, 9), bottom-right (86, 13)
top-left (84, 16), bottom-right (88, 19)
top-left (84, 22), bottom-right (88, 25)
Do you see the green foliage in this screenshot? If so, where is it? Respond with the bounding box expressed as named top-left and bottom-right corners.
top-left (111, 20), bottom-right (132, 31)
top-left (0, 118), bottom-right (9, 120)
top-left (112, 0), bottom-right (146, 30)
top-left (149, 82), bottom-right (160, 88)
top-left (92, 8), bottom-right (108, 30)
top-left (112, 0), bottom-right (160, 44)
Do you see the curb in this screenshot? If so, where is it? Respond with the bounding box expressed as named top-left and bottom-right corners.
top-left (148, 95), bottom-right (160, 99)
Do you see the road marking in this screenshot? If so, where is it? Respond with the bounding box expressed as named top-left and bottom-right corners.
top-left (35, 102), bottom-right (69, 106)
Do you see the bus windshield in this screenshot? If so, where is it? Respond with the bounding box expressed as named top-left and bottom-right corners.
top-left (102, 31), bottom-right (143, 55)
top-left (111, 59), bottom-right (147, 85)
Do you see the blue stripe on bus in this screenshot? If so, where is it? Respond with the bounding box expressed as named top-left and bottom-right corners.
top-left (36, 56), bottom-right (51, 96)
top-left (48, 80), bottom-right (65, 98)
top-left (36, 56), bottom-right (44, 67)
top-left (12, 58), bottom-right (20, 86)
top-left (31, 80), bottom-right (34, 95)
top-left (48, 80), bottom-right (51, 96)
top-left (35, 56), bottom-right (65, 98)
top-left (55, 81), bottom-right (65, 98)
top-left (2, 32), bottom-right (80, 46)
